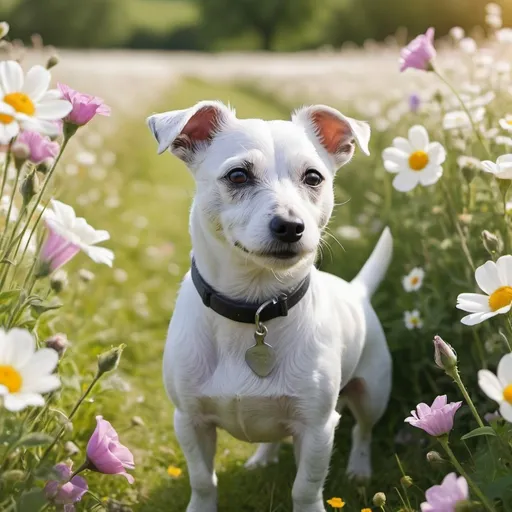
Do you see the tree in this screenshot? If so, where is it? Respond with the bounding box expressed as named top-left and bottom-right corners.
top-left (8, 0), bottom-right (130, 48)
top-left (196, 0), bottom-right (317, 51)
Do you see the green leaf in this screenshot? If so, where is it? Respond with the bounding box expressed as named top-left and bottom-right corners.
top-left (17, 488), bottom-right (47, 511)
top-left (461, 426), bottom-right (497, 441)
top-left (30, 298), bottom-right (63, 317)
top-left (17, 432), bottom-right (54, 447)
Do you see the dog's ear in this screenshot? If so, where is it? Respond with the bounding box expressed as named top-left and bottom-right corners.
top-left (292, 105), bottom-right (370, 168)
top-left (146, 100), bottom-right (234, 161)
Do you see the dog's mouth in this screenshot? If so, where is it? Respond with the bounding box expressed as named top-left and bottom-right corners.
top-left (234, 241), bottom-right (302, 260)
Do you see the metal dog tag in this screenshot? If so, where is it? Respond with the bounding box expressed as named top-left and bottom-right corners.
top-left (245, 325), bottom-right (276, 377)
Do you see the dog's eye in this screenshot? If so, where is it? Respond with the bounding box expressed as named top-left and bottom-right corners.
top-left (227, 168), bottom-right (249, 184)
top-left (303, 170), bottom-right (324, 187)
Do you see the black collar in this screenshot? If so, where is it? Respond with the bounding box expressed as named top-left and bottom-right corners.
top-left (191, 259), bottom-right (311, 324)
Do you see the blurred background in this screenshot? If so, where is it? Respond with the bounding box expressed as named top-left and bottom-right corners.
top-left (0, 0), bottom-right (510, 52)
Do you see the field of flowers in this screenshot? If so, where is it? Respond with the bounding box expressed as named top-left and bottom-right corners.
top-left (2, 4), bottom-right (512, 511)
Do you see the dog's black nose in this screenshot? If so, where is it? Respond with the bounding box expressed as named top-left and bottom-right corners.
top-left (269, 215), bottom-right (304, 243)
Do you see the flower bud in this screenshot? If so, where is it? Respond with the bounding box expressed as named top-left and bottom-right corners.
top-left (46, 54), bottom-right (59, 70)
top-left (64, 441), bottom-right (80, 456)
top-left (20, 170), bottom-right (39, 206)
top-left (426, 450), bottom-right (443, 464)
top-left (12, 142), bottom-right (30, 167)
top-left (131, 416), bottom-right (145, 427)
top-left (482, 230), bottom-right (503, 256)
top-left (97, 344), bottom-right (126, 377)
top-left (433, 335), bottom-right (458, 371)
top-left (50, 269), bottom-right (68, 294)
top-left (373, 492), bottom-right (386, 507)
top-left (0, 22), bottom-right (9, 40)
top-left (400, 475), bottom-right (413, 488)
top-left (45, 333), bottom-right (70, 358)
top-left (36, 158), bottom-right (53, 175)
top-left (78, 269), bottom-right (95, 283)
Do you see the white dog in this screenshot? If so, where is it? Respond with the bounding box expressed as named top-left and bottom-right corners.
top-left (147, 100), bottom-right (392, 512)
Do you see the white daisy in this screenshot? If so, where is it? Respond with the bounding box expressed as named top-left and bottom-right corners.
top-left (481, 154), bottom-right (512, 179)
top-left (404, 310), bottom-right (423, 330)
top-left (0, 328), bottom-right (60, 411)
top-left (499, 115), bottom-right (512, 132)
top-left (460, 37), bottom-right (477, 53)
top-left (449, 27), bottom-right (464, 41)
top-left (457, 255), bottom-right (512, 325)
top-left (42, 199), bottom-right (114, 267)
top-left (0, 61), bottom-right (72, 144)
top-left (382, 125), bottom-right (446, 192)
top-left (496, 136), bottom-right (512, 147)
top-left (443, 107), bottom-right (485, 131)
top-left (478, 353), bottom-right (512, 422)
top-left (457, 156), bottom-right (481, 171)
top-left (0, 22), bottom-right (8, 40)
top-left (402, 267), bottom-right (425, 292)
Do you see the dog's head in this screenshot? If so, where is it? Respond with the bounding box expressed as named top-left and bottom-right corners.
top-left (147, 101), bottom-right (370, 270)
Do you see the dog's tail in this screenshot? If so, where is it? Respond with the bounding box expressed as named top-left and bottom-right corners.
top-left (351, 227), bottom-right (393, 298)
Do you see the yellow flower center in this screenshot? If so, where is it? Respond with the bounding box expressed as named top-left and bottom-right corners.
top-left (0, 113), bottom-right (14, 125)
top-left (408, 150), bottom-right (429, 171)
top-left (3, 92), bottom-right (35, 116)
top-left (507, 120), bottom-right (512, 125)
top-left (503, 384), bottom-right (512, 404)
top-left (0, 365), bottom-right (22, 393)
top-left (488, 286), bottom-right (512, 311)
top-left (411, 276), bottom-right (419, 285)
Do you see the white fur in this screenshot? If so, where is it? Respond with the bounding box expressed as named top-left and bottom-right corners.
top-left (148, 101), bottom-right (392, 512)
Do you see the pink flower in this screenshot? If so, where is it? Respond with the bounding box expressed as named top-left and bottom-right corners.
top-left (13, 131), bottom-right (59, 165)
top-left (38, 225), bottom-right (81, 276)
top-left (86, 416), bottom-right (135, 483)
top-left (405, 395), bottom-right (462, 436)
top-left (57, 83), bottom-right (111, 126)
top-left (400, 28), bottom-right (436, 72)
top-left (44, 462), bottom-right (88, 512)
top-left (421, 473), bottom-right (468, 512)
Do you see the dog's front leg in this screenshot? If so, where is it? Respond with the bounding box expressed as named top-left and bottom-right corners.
top-left (174, 410), bottom-right (217, 512)
top-left (292, 412), bottom-right (340, 512)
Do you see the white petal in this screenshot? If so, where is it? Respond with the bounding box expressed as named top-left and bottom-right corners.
top-left (478, 369), bottom-right (504, 402)
top-left (50, 200), bottom-right (77, 227)
top-left (4, 393), bottom-right (45, 412)
top-left (0, 61), bottom-right (23, 93)
top-left (461, 311), bottom-right (498, 325)
top-left (392, 136), bottom-right (412, 153)
top-left (21, 65), bottom-right (50, 101)
top-left (23, 374), bottom-right (60, 394)
top-left (35, 99), bottom-right (72, 120)
top-left (0, 102), bottom-right (15, 115)
top-left (480, 161), bottom-right (498, 174)
top-left (499, 401), bottom-right (512, 422)
top-left (40, 89), bottom-right (62, 101)
top-left (0, 120), bottom-right (19, 144)
top-left (418, 165), bottom-right (443, 186)
top-left (384, 161), bottom-right (402, 173)
top-left (393, 171), bottom-right (419, 192)
top-left (19, 117), bottom-right (59, 137)
top-left (82, 245), bottom-right (114, 266)
top-left (408, 125), bottom-right (430, 150)
top-left (427, 142), bottom-right (446, 165)
top-left (456, 293), bottom-right (490, 313)
top-left (382, 147), bottom-right (408, 166)
top-left (497, 353), bottom-right (512, 386)
top-left (496, 255), bottom-right (512, 285)
top-left (19, 348), bottom-right (58, 378)
top-left (5, 329), bottom-right (35, 368)
top-left (475, 260), bottom-right (502, 294)
top-left (497, 154), bottom-right (512, 165)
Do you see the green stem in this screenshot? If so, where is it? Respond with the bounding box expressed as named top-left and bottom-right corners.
top-left (438, 436), bottom-right (495, 512)
top-left (39, 373), bottom-right (100, 465)
top-left (446, 366), bottom-right (485, 428)
top-left (434, 69), bottom-right (491, 158)
top-left (0, 165), bottom-right (22, 252)
top-left (0, 142), bottom-right (13, 203)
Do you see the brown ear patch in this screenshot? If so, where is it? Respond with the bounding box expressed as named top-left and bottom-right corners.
top-left (311, 110), bottom-right (353, 154)
top-left (182, 105), bottom-right (221, 143)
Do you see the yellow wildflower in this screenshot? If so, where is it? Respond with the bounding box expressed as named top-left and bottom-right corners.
top-left (327, 497), bottom-right (345, 508)
top-left (167, 465), bottom-right (182, 478)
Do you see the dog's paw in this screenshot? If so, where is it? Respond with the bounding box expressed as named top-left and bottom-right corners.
top-left (346, 457), bottom-right (371, 484)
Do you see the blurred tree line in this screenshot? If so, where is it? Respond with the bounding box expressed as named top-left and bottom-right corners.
top-left (1, 0), bottom-right (511, 51)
